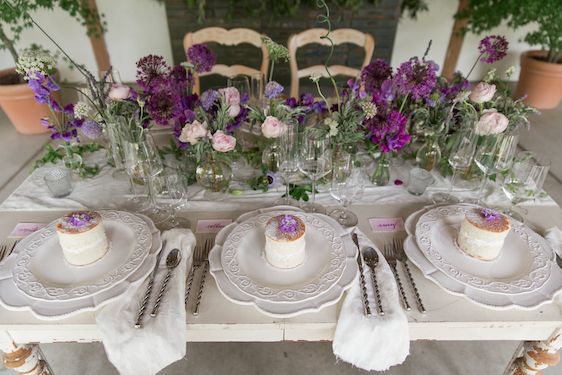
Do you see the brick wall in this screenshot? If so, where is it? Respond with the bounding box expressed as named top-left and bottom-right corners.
top-left (164, 0), bottom-right (400, 92)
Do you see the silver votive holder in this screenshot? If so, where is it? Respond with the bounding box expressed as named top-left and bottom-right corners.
top-left (44, 168), bottom-right (72, 198)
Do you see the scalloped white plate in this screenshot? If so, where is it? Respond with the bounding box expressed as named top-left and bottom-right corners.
top-left (209, 206), bottom-right (357, 318)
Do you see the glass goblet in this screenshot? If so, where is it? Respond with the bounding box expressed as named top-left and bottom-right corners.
top-left (227, 75), bottom-right (251, 103)
top-left (157, 170), bottom-right (191, 229)
top-left (329, 159), bottom-right (366, 227)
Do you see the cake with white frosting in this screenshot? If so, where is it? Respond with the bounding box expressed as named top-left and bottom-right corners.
top-left (56, 211), bottom-right (109, 266)
top-left (264, 214), bottom-right (306, 269)
top-left (457, 208), bottom-right (510, 261)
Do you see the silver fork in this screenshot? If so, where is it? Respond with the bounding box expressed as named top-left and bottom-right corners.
top-left (394, 237), bottom-right (426, 313)
top-left (192, 238), bottom-right (214, 316)
top-left (185, 243), bottom-right (204, 306)
top-left (0, 244), bottom-right (8, 262)
top-left (383, 242), bottom-right (411, 311)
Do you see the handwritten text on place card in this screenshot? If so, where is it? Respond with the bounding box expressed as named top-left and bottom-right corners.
top-left (369, 218), bottom-right (404, 232)
top-left (196, 219), bottom-right (233, 233)
top-left (10, 222), bottom-right (47, 238)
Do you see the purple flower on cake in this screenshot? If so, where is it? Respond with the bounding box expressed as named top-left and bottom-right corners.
top-left (279, 215), bottom-right (299, 234)
top-left (65, 212), bottom-right (93, 227)
top-left (478, 35), bottom-right (508, 64)
top-left (186, 44), bottom-right (216, 73)
top-left (264, 81), bottom-right (284, 99)
top-left (480, 208), bottom-right (502, 222)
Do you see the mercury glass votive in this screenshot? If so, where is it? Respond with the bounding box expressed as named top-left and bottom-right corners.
top-left (44, 168), bottom-right (73, 198)
top-left (407, 167), bottom-right (433, 196)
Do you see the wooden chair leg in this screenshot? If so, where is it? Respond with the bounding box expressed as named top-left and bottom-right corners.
top-left (505, 329), bottom-right (562, 375)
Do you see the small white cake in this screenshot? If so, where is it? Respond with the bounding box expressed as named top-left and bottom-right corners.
top-left (56, 211), bottom-right (109, 266)
top-left (264, 214), bottom-right (306, 269)
top-left (457, 208), bottom-right (510, 261)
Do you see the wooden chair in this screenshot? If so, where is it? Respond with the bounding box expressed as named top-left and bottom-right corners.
top-left (183, 27), bottom-right (270, 95)
top-left (287, 28), bottom-right (375, 98)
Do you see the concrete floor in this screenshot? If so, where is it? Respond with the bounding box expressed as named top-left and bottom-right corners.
top-left (0, 108), bottom-right (562, 374)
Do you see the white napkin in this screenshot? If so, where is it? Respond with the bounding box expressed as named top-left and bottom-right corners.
top-left (545, 227), bottom-right (562, 258)
top-left (333, 230), bottom-right (410, 371)
top-left (96, 228), bottom-right (195, 375)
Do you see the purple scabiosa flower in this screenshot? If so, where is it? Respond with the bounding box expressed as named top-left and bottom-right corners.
top-left (478, 35), bottom-right (508, 64)
top-left (81, 119), bottom-right (103, 140)
top-left (361, 59), bottom-right (392, 94)
top-left (186, 44), bottom-right (216, 73)
top-left (393, 57), bottom-right (439, 101)
top-left (264, 81), bottom-right (284, 99)
top-left (201, 89), bottom-right (219, 111)
top-left (136, 55), bottom-right (170, 90)
top-left (266, 171), bottom-right (277, 188)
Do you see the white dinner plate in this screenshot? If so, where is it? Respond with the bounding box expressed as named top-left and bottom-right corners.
top-left (0, 213), bottom-right (162, 320)
top-left (209, 206), bottom-right (357, 317)
top-left (13, 210), bottom-right (153, 301)
top-left (415, 204), bottom-right (554, 295)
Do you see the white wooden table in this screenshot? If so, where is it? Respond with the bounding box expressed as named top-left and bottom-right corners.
top-left (0, 202), bottom-right (561, 374)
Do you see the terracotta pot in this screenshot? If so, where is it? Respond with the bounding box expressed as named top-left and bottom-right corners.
top-left (0, 67), bottom-right (51, 135)
top-left (516, 51), bottom-right (562, 110)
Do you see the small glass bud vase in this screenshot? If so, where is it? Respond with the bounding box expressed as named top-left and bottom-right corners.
top-left (371, 153), bottom-right (390, 186)
top-left (261, 141), bottom-right (281, 173)
top-left (196, 153), bottom-right (232, 192)
top-left (416, 135), bottom-right (441, 171)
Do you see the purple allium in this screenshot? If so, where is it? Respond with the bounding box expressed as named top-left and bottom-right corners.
top-left (478, 35), bottom-right (509, 64)
top-left (279, 215), bottom-right (299, 233)
top-left (136, 55), bottom-right (170, 90)
top-left (187, 44), bottom-right (216, 73)
top-left (201, 89), bottom-right (219, 111)
top-left (81, 119), bottom-right (103, 140)
top-left (393, 57), bottom-right (439, 101)
top-left (480, 208), bottom-right (502, 222)
top-left (361, 59), bottom-right (393, 94)
top-left (264, 81), bottom-right (284, 99)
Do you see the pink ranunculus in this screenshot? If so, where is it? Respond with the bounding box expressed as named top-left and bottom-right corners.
top-left (475, 109), bottom-right (509, 135)
top-left (469, 82), bottom-right (496, 103)
top-left (219, 87), bottom-right (241, 116)
top-left (108, 84), bottom-right (131, 101)
top-left (178, 120), bottom-right (208, 144)
top-left (261, 116), bottom-right (287, 139)
top-left (211, 130), bottom-right (236, 152)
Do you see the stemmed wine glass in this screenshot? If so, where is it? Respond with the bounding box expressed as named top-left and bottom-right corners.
top-left (298, 128), bottom-right (332, 214)
top-left (122, 134), bottom-right (170, 224)
top-left (227, 75), bottom-right (251, 102)
top-left (277, 124), bottom-right (299, 205)
top-left (157, 169), bottom-right (191, 229)
top-left (502, 151), bottom-right (550, 222)
top-left (329, 156), bottom-right (366, 227)
top-left (473, 133), bottom-right (519, 202)
top-left (432, 131), bottom-right (477, 204)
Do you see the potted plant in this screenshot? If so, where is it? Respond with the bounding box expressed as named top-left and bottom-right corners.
top-left (458, 0), bottom-right (562, 109)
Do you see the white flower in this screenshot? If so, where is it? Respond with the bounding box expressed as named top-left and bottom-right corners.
top-left (73, 102), bottom-right (90, 119)
top-left (324, 117), bottom-right (339, 137)
top-left (505, 66), bottom-right (515, 80)
top-left (483, 68), bottom-right (497, 83)
top-left (310, 73), bottom-right (322, 83)
top-left (360, 101), bottom-right (377, 120)
top-left (16, 48), bottom-right (57, 80)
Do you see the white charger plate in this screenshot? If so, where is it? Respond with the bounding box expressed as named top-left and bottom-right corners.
top-left (0, 213), bottom-right (161, 320)
top-left (13, 210), bottom-right (153, 301)
top-left (404, 205), bottom-right (562, 309)
top-left (416, 204), bottom-right (553, 295)
top-left (209, 206), bottom-right (357, 318)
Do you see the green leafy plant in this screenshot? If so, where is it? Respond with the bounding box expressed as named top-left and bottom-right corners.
top-left (33, 143), bottom-right (102, 178)
top-left (457, 0), bottom-right (562, 63)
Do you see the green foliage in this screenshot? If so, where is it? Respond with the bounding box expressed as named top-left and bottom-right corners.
top-left (457, 0), bottom-right (562, 63)
top-left (33, 142), bottom-right (102, 178)
top-left (283, 183), bottom-right (314, 202)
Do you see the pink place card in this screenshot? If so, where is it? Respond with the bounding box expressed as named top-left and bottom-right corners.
top-left (368, 217), bottom-right (404, 233)
top-left (196, 219), bottom-right (233, 233)
top-left (9, 222), bottom-right (47, 238)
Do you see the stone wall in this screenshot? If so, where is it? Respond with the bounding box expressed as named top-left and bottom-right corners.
top-left (164, 0), bottom-right (400, 92)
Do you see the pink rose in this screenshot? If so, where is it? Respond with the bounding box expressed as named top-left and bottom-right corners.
top-left (211, 130), bottom-right (236, 152)
top-left (178, 120), bottom-right (208, 144)
top-left (108, 84), bottom-right (131, 101)
top-left (475, 109), bottom-right (509, 135)
top-left (219, 87), bottom-right (241, 117)
top-left (261, 116), bottom-right (287, 139)
top-left (469, 82), bottom-right (496, 103)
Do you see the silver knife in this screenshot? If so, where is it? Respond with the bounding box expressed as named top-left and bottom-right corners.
top-left (352, 233), bottom-right (372, 317)
top-left (134, 239), bottom-right (167, 328)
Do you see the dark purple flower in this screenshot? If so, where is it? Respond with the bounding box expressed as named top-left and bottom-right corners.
top-left (265, 81), bottom-right (284, 99)
top-left (285, 97), bottom-right (298, 108)
top-left (361, 59), bottom-right (392, 94)
top-left (439, 72), bottom-right (469, 101)
top-left (266, 172), bottom-right (277, 188)
top-left (393, 57), bottom-right (439, 101)
top-left (226, 106), bottom-right (249, 134)
top-left (201, 89), bottom-right (219, 111)
top-left (187, 44), bottom-right (216, 73)
top-left (478, 35), bottom-right (509, 64)
top-left (480, 208), bottom-right (502, 222)
top-left (300, 93), bottom-right (315, 107)
top-left (81, 120), bottom-right (103, 139)
top-left (311, 101), bottom-right (326, 113)
top-left (394, 179), bottom-right (403, 186)
top-left (136, 55), bottom-right (170, 90)
top-left (278, 215), bottom-right (299, 233)
top-left (367, 110), bottom-right (411, 153)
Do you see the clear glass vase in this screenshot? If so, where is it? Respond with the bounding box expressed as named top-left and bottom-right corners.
top-left (106, 118), bottom-right (128, 179)
top-left (261, 141), bottom-right (281, 173)
top-left (371, 153), bottom-right (390, 186)
top-left (416, 135), bottom-right (441, 171)
top-left (196, 153), bottom-right (232, 192)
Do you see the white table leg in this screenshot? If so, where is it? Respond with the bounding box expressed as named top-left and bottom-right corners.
top-left (0, 331), bottom-right (53, 375)
top-left (505, 329), bottom-right (562, 375)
